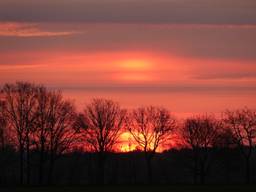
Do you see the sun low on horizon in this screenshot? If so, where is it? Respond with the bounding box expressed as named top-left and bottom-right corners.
top-left (117, 131), bottom-right (179, 153)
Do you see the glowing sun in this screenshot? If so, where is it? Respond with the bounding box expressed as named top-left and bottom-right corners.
top-left (118, 132), bottom-right (138, 152)
top-left (120, 59), bottom-right (152, 71)
top-left (116, 59), bottom-right (153, 82)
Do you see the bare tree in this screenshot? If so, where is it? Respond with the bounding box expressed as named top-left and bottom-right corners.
top-left (181, 115), bottom-right (221, 184)
top-left (223, 108), bottom-right (256, 184)
top-left (31, 86), bottom-right (50, 184)
top-left (213, 127), bottom-right (236, 148)
top-left (1, 82), bottom-right (39, 184)
top-left (42, 90), bottom-right (77, 184)
top-left (1, 83), bottom-right (77, 185)
top-left (0, 98), bottom-right (13, 149)
top-left (213, 127), bottom-right (238, 183)
top-left (0, 98), bottom-right (7, 150)
top-left (126, 106), bottom-right (176, 183)
top-left (75, 98), bottom-right (126, 184)
top-left (32, 87), bottom-right (77, 184)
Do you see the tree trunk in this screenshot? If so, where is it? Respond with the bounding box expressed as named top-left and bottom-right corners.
top-left (193, 165), bottom-right (198, 184)
top-left (48, 152), bottom-right (55, 185)
top-left (38, 141), bottom-right (44, 185)
top-left (98, 152), bottom-right (105, 184)
top-left (193, 150), bottom-right (198, 184)
top-left (225, 167), bottom-right (230, 184)
top-left (200, 164), bottom-right (205, 184)
top-left (26, 137), bottom-right (30, 185)
top-left (19, 145), bottom-right (24, 185)
top-left (146, 157), bottom-right (152, 184)
top-left (245, 157), bottom-right (251, 184)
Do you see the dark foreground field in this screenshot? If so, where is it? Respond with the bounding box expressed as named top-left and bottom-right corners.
top-left (1, 185), bottom-right (256, 192)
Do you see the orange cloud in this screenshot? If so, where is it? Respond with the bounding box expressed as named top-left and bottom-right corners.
top-left (0, 22), bottom-right (80, 37)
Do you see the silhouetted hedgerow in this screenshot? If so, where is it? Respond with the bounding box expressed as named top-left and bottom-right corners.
top-left (0, 82), bottom-right (256, 185)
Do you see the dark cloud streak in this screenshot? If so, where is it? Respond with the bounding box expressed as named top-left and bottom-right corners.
top-left (0, 0), bottom-right (256, 24)
top-left (0, 24), bottom-right (256, 60)
top-left (52, 85), bottom-right (256, 94)
top-left (193, 72), bottom-right (256, 80)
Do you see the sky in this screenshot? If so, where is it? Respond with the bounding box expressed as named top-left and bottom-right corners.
top-left (0, 0), bottom-right (256, 118)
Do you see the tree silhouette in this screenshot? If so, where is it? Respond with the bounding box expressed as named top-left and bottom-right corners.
top-left (0, 99), bottom-right (7, 150)
top-left (213, 127), bottom-right (238, 183)
top-left (1, 82), bottom-right (38, 184)
top-left (75, 98), bottom-right (126, 184)
top-left (181, 115), bottom-right (221, 184)
top-left (43, 91), bottom-right (76, 184)
top-left (224, 108), bottom-right (256, 184)
top-left (1, 81), bottom-right (256, 185)
top-left (126, 106), bottom-right (176, 183)
top-left (33, 87), bottom-right (77, 184)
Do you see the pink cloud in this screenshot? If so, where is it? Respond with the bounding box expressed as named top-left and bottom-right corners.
top-left (0, 22), bottom-right (80, 37)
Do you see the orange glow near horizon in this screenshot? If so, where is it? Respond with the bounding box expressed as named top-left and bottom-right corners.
top-left (118, 132), bottom-right (138, 152)
top-left (117, 131), bottom-right (171, 153)
top-left (1, 49), bottom-right (256, 120)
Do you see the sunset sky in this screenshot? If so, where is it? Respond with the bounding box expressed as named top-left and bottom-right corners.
top-left (0, 0), bottom-right (256, 117)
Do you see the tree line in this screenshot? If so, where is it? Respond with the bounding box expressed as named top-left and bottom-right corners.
top-left (0, 82), bottom-right (256, 185)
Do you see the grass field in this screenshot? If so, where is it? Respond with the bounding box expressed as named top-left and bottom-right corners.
top-left (1, 185), bottom-right (256, 192)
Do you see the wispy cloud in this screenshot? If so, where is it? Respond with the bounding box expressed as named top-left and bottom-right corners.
top-left (194, 72), bottom-right (256, 80)
top-left (144, 23), bottom-right (256, 29)
top-left (0, 22), bottom-right (80, 37)
top-left (0, 64), bottom-right (47, 70)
